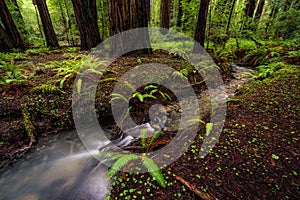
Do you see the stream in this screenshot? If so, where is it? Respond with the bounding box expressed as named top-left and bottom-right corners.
top-left (0, 65), bottom-right (252, 200)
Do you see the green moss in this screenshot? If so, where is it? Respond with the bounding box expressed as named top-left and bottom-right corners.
top-left (31, 84), bottom-right (60, 95)
top-left (21, 104), bottom-right (36, 143)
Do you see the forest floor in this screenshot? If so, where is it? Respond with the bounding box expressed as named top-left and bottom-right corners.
top-left (0, 46), bottom-right (299, 199)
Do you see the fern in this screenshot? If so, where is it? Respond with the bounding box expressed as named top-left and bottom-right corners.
top-left (159, 91), bottom-right (171, 101)
top-left (186, 118), bottom-right (206, 125)
top-left (108, 154), bottom-right (139, 178)
top-left (205, 123), bottom-right (213, 136)
top-left (144, 85), bottom-right (158, 90)
top-left (132, 92), bottom-right (144, 102)
top-left (111, 93), bottom-right (129, 103)
top-left (140, 156), bottom-right (166, 188)
top-left (149, 131), bottom-right (164, 148)
top-left (140, 128), bottom-right (148, 150)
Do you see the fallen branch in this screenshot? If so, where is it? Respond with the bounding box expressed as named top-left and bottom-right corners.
top-left (175, 175), bottom-right (215, 200)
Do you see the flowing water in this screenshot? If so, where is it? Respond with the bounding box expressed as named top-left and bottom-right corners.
top-left (0, 65), bottom-right (252, 200)
top-left (0, 130), bottom-right (109, 200)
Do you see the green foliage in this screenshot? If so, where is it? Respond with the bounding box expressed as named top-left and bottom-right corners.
top-left (107, 153), bottom-right (166, 188)
top-left (25, 48), bottom-right (50, 56)
top-left (271, 8), bottom-right (300, 39)
top-left (131, 92), bottom-right (157, 102)
top-left (31, 84), bottom-right (60, 95)
top-left (47, 60), bottom-right (83, 88)
top-left (254, 62), bottom-right (285, 80)
top-left (288, 50), bottom-right (300, 57)
top-left (172, 69), bottom-right (189, 80)
top-left (0, 61), bottom-right (27, 85)
top-left (205, 123), bottom-right (213, 136)
top-left (108, 154), bottom-right (139, 178)
top-left (140, 156), bottom-right (166, 188)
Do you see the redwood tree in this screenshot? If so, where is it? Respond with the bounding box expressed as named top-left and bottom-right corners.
top-left (108, 0), bottom-right (151, 54)
top-left (34, 0), bottom-right (59, 48)
top-left (160, 0), bottom-right (170, 34)
top-left (193, 0), bottom-right (210, 53)
top-left (177, 0), bottom-right (183, 28)
top-left (244, 0), bottom-right (256, 18)
top-left (71, 0), bottom-right (101, 50)
top-left (0, 0), bottom-right (25, 50)
top-left (0, 24), bottom-right (14, 52)
top-left (254, 0), bottom-right (265, 25)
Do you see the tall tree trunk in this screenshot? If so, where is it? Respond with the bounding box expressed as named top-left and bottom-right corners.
top-left (57, 1), bottom-right (69, 45)
top-left (0, 24), bottom-right (14, 52)
top-left (265, 0), bottom-right (279, 34)
top-left (244, 0), bottom-right (256, 18)
top-left (226, 0), bottom-right (237, 34)
top-left (63, 0), bottom-right (75, 46)
top-left (71, 0), bottom-right (101, 50)
top-left (108, 0), bottom-right (151, 54)
top-left (177, 0), bottom-right (183, 28)
top-left (254, 0), bottom-right (265, 22)
top-left (193, 0), bottom-right (210, 53)
top-left (34, 0), bottom-right (59, 48)
top-left (0, 0), bottom-right (25, 49)
top-left (33, 3), bottom-right (44, 39)
top-left (160, 0), bottom-right (170, 34)
top-left (146, 0), bottom-right (151, 22)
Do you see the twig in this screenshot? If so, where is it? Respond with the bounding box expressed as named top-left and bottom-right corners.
top-left (175, 175), bottom-right (215, 200)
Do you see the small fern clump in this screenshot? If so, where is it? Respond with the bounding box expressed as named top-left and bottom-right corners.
top-left (108, 153), bottom-right (166, 188)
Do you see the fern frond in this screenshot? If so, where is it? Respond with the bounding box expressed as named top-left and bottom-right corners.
top-left (132, 92), bottom-right (144, 102)
top-left (111, 93), bottom-right (129, 103)
top-left (186, 118), bottom-right (206, 125)
top-left (140, 128), bottom-right (148, 150)
top-left (180, 68), bottom-right (189, 77)
top-left (142, 94), bottom-right (157, 100)
top-left (149, 131), bottom-right (163, 147)
top-left (108, 154), bottom-right (139, 178)
top-left (205, 123), bottom-right (213, 136)
top-left (144, 85), bottom-right (158, 90)
top-left (123, 81), bottom-right (136, 92)
top-left (159, 91), bottom-right (171, 101)
top-left (140, 156), bottom-right (166, 188)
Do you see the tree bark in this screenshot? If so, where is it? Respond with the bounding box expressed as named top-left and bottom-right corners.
top-left (71, 0), bottom-right (101, 50)
top-left (0, 24), bottom-right (14, 52)
top-left (193, 0), bottom-right (210, 53)
top-left (0, 0), bottom-right (25, 49)
top-left (176, 0), bottom-right (183, 28)
top-left (254, 0), bottom-right (265, 23)
top-left (226, 0), bottom-right (237, 34)
top-left (244, 0), bottom-right (256, 18)
top-left (146, 0), bottom-right (151, 22)
top-left (160, 0), bottom-right (170, 34)
top-left (108, 0), bottom-right (151, 54)
top-left (34, 0), bottom-right (59, 48)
